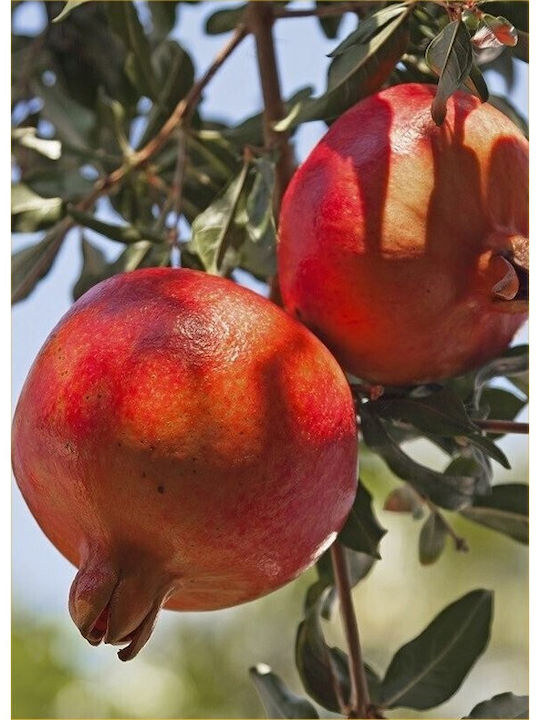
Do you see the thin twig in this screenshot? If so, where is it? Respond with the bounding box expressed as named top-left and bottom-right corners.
top-left (474, 419), bottom-right (529, 435)
top-left (331, 542), bottom-right (371, 718)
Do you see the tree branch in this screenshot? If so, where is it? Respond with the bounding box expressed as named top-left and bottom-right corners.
top-left (474, 419), bottom-right (529, 435)
top-left (331, 542), bottom-right (371, 718)
top-left (274, 2), bottom-right (364, 20)
top-left (247, 1), bottom-right (295, 214)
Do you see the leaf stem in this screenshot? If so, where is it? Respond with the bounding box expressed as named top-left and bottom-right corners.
top-left (474, 419), bottom-right (529, 435)
top-left (424, 498), bottom-right (469, 553)
top-left (331, 541), bottom-right (371, 718)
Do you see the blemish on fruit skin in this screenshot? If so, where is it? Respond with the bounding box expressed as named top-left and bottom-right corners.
top-left (157, 485), bottom-right (165, 494)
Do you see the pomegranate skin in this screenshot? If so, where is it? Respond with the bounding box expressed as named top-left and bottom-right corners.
top-left (12, 268), bottom-right (357, 660)
top-left (278, 83), bottom-right (528, 385)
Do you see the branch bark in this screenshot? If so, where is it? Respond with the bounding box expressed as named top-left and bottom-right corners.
top-left (331, 542), bottom-right (371, 718)
top-left (247, 1), bottom-right (295, 214)
top-left (474, 419), bottom-right (529, 435)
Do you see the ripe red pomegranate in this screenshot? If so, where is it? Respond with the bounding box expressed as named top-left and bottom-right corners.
top-left (12, 268), bottom-right (357, 660)
top-left (278, 83), bottom-right (528, 385)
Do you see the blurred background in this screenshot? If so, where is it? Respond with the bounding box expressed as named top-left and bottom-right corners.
top-left (12, 2), bottom-right (528, 718)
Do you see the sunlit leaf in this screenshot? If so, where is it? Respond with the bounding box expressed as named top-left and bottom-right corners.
top-left (52, 0), bottom-right (92, 23)
top-left (12, 128), bottom-right (62, 160)
top-left (12, 184), bottom-right (63, 232)
top-left (379, 590), bottom-right (493, 709)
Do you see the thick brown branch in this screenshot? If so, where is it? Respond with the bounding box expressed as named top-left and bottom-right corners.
top-left (331, 542), bottom-right (371, 718)
top-left (475, 419), bottom-right (529, 435)
top-left (247, 2), bottom-right (295, 213)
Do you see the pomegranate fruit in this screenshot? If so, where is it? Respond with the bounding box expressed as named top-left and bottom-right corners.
top-left (278, 83), bottom-right (528, 385)
top-left (12, 268), bottom-right (357, 660)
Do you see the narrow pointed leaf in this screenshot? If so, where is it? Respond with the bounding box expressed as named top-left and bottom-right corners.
top-left (12, 128), bottom-right (62, 160)
top-left (52, 0), bottom-right (91, 23)
top-left (426, 20), bottom-right (473, 125)
top-left (12, 184), bottom-right (64, 232)
top-left (329, 3), bottom-right (409, 57)
top-left (338, 478), bottom-right (386, 557)
top-left (460, 483), bottom-right (528, 544)
top-left (465, 692), bottom-right (528, 718)
top-left (67, 206), bottom-right (164, 245)
top-left (249, 665), bottom-right (319, 719)
top-left (379, 590), bottom-right (493, 709)
top-left (205, 4), bottom-right (246, 34)
top-left (419, 512), bottom-right (448, 565)
top-left (12, 229), bottom-right (65, 304)
top-left (358, 405), bottom-right (477, 510)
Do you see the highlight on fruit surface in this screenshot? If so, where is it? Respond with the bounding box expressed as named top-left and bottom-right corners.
top-left (278, 83), bottom-right (529, 386)
top-left (12, 268), bottom-right (358, 660)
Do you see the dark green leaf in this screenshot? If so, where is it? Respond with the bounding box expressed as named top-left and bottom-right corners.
top-left (315, 547), bottom-right (375, 618)
top-left (426, 20), bottom-right (473, 125)
top-left (12, 184), bottom-right (64, 232)
top-left (190, 161), bottom-right (251, 274)
top-left (52, 0), bottom-right (92, 23)
top-left (30, 78), bottom-right (96, 149)
top-left (513, 30), bottom-right (528, 62)
top-left (249, 665), bottom-right (319, 719)
top-left (205, 4), bottom-right (246, 34)
top-left (379, 590), bottom-right (493, 710)
top-left (465, 692), bottom-right (528, 718)
top-left (473, 347), bottom-right (529, 406)
top-left (73, 235), bottom-right (111, 300)
top-left (12, 229), bottom-right (65, 304)
top-left (148, 1), bottom-right (179, 41)
top-left (460, 483), bottom-right (528, 544)
top-left (418, 512), bottom-right (448, 565)
top-left (358, 405), bottom-right (477, 510)
top-left (105, 2), bottom-right (157, 99)
top-left (338, 478), bottom-right (386, 558)
top-left (328, 3), bottom-right (409, 57)
top-left (24, 169), bottom-right (95, 202)
top-left (67, 206), bottom-right (164, 245)
top-left (466, 63), bottom-right (489, 102)
top-left (296, 596), bottom-right (350, 713)
top-left (316, 3), bottom-right (343, 40)
top-left (297, 9), bottom-right (410, 124)
top-left (475, 387), bottom-right (526, 431)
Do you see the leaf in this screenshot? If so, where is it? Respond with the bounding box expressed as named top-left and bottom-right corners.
top-left (297, 9), bottom-right (410, 125)
top-left (67, 206), bottom-right (164, 245)
top-left (12, 128), bottom-right (62, 160)
top-left (249, 665), bottom-right (319, 719)
top-left (316, 3), bottom-right (343, 40)
top-left (475, 387), bottom-right (527, 439)
top-left (512, 30), bottom-right (528, 63)
top-left (358, 404), bottom-right (478, 510)
top-left (465, 692), bottom-right (528, 718)
top-left (12, 229), bottom-right (65, 304)
top-left (460, 483), bottom-right (528, 544)
top-left (384, 486), bottom-right (425, 519)
top-left (190, 161), bottom-right (251, 274)
top-left (12, 184), bottom-right (63, 232)
top-left (465, 63), bottom-right (490, 102)
top-left (31, 77), bottom-right (96, 149)
top-left (379, 590), bottom-right (493, 710)
top-left (426, 20), bottom-right (473, 125)
top-left (296, 595), bottom-right (351, 713)
top-left (328, 3), bottom-right (409, 57)
top-left (205, 4), bottom-right (246, 34)
top-left (52, 0), bottom-right (91, 23)
top-left (105, 1), bottom-right (157, 100)
top-left (419, 512), bottom-right (448, 565)
top-left (338, 478), bottom-right (386, 558)
top-left (473, 347), bottom-right (529, 406)
top-left (73, 236), bottom-right (111, 300)
top-left (148, 1), bottom-right (179, 41)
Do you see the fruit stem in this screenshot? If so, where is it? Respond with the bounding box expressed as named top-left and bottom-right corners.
top-left (331, 541), bottom-right (371, 718)
top-left (247, 1), bottom-right (295, 215)
top-left (474, 419), bottom-right (529, 435)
